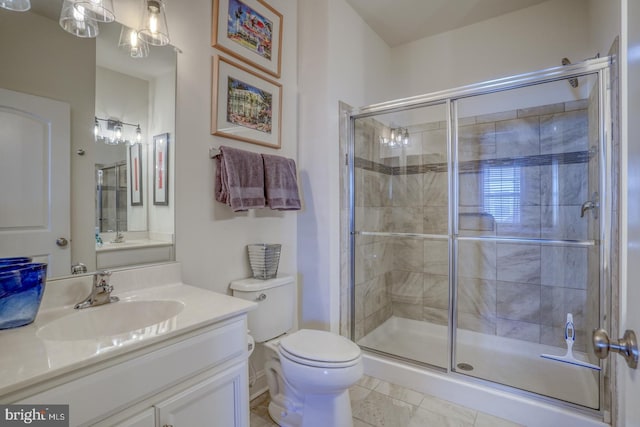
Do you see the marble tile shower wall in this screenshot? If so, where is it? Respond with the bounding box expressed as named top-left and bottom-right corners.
top-left (354, 118), bottom-right (395, 340)
top-left (354, 101), bottom-right (598, 351)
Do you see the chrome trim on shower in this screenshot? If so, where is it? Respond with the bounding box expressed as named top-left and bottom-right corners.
top-left (349, 57), bottom-right (611, 119)
top-left (348, 111), bottom-right (356, 342)
top-left (598, 65), bottom-right (614, 416)
top-left (354, 231), bottom-right (448, 240)
top-left (457, 236), bottom-right (597, 247)
top-left (354, 232), bottom-right (597, 247)
top-left (449, 98), bottom-right (459, 375)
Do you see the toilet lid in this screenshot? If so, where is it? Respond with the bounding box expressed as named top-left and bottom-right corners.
top-left (279, 329), bottom-right (361, 364)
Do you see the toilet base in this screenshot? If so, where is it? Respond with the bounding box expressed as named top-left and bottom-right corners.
top-left (267, 390), bottom-right (353, 427)
top-left (299, 390), bottom-right (353, 427)
top-left (268, 399), bottom-right (302, 427)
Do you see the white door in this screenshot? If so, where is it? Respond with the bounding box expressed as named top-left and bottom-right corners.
top-left (622, 0), bottom-right (640, 425)
top-left (0, 88), bottom-right (70, 277)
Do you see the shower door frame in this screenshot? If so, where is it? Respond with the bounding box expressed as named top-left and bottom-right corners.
top-left (346, 56), bottom-right (615, 418)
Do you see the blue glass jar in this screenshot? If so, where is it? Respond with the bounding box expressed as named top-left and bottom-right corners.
top-left (0, 263), bottom-right (47, 329)
top-left (0, 257), bottom-right (32, 267)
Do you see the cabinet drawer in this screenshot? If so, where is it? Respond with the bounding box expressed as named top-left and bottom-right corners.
top-left (20, 317), bottom-right (247, 426)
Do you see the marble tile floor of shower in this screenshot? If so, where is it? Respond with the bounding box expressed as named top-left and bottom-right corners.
top-left (250, 374), bottom-right (524, 427)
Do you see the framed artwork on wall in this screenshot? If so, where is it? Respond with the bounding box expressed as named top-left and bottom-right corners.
top-left (153, 133), bottom-right (169, 205)
top-left (212, 0), bottom-right (283, 78)
top-left (211, 55), bottom-right (282, 149)
top-left (129, 143), bottom-right (143, 206)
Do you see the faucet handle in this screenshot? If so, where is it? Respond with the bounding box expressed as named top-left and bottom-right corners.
top-left (94, 270), bottom-right (112, 287)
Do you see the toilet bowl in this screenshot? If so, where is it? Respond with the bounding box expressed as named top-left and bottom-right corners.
top-left (263, 330), bottom-right (363, 427)
top-left (229, 276), bottom-right (363, 427)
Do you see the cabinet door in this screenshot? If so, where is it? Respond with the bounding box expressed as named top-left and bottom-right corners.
top-left (114, 408), bottom-right (155, 427)
top-left (156, 362), bottom-right (249, 427)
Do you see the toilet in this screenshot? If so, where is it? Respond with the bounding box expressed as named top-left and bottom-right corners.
top-left (230, 276), bottom-right (363, 427)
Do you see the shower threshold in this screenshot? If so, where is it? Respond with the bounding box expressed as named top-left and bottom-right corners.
top-left (357, 316), bottom-right (599, 409)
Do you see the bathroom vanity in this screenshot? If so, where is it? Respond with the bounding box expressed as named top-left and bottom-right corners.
top-left (0, 263), bottom-right (256, 426)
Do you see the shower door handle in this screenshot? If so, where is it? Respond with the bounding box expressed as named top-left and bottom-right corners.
top-left (592, 329), bottom-right (638, 369)
top-left (580, 192), bottom-right (599, 218)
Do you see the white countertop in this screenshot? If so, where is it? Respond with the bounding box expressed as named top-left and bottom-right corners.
top-left (0, 263), bottom-right (256, 401)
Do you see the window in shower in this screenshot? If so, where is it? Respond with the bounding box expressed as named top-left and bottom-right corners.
top-left (482, 166), bottom-right (521, 225)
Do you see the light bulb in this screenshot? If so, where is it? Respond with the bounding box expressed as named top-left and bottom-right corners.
top-left (149, 14), bottom-right (158, 34)
top-left (73, 4), bottom-right (85, 21)
top-left (130, 30), bottom-right (138, 47)
top-left (136, 125), bottom-right (142, 142)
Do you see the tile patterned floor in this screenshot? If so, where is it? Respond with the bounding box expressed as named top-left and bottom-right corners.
top-left (250, 374), bottom-right (524, 427)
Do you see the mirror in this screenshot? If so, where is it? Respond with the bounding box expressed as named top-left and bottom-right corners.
top-left (0, 0), bottom-right (176, 278)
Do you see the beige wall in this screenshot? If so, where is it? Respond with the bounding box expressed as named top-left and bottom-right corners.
top-left (165, 0), bottom-right (299, 296)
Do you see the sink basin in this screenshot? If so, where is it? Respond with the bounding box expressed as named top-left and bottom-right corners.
top-left (37, 300), bottom-right (184, 341)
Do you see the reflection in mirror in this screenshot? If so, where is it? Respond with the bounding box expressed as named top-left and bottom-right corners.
top-left (0, 0), bottom-right (176, 278)
top-left (94, 21), bottom-right (176, 269)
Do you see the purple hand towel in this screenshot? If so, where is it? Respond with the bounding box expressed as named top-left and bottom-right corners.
top-left (262, 153), bottom-right (301, 210)
top-left (214, 146), bottom-right (265, 211)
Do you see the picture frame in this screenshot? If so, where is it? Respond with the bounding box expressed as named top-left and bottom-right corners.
top-left (211, 55), bottom-right (282, 149)
top-left (153, 133), bottom-right (169, 206)
top-left (129, 143), bottom-right (143, 206)
top-left (212, 0), bottom-right (283, 78)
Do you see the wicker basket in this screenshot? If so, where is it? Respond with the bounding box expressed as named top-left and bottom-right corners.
top-left (247, 244), bottom-right (281, 280)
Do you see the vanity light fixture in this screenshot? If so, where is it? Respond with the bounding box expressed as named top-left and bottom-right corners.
top-left (138, 0), bottom-right (170, 46)
top-left (95, 117), bottom-right (143, 145)
top-left (73, 0), bottom-right (115, 23)
top-left (380, 126), bottom-right (410, 147)
top-left (0, 0), bottom-right (30, 12)
top-left (59, 0), bottom-right (100, 38)
top-left (118, 26), bottom-right (149, 58)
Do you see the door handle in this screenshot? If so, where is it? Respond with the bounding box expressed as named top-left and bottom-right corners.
top-left (56, 237), bottom-right (69, 247)
top-left (592, 329), bottom-right (638, 369)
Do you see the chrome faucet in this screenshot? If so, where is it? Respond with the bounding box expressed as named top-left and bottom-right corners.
top-left (111, 231), bottom-right (125, 243)
top-left (74, 270), bottom-right (119, 309)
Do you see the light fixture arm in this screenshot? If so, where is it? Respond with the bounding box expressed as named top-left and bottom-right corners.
top-left (94, 116), bottom-right (143, 145)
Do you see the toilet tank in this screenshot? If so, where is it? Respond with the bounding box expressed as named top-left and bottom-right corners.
top-left (230, 275), bottom-right (295, 342)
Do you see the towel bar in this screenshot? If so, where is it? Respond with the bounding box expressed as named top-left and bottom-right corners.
top-left (209, 147), bottom-right (221, 158)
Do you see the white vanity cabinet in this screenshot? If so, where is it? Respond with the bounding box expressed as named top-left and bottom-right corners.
top-left (97, 361), bottom-right (247, 427)
top-left (19, 315), bottom-right (250, 427)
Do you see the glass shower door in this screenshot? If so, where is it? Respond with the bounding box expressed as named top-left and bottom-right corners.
top-left (452, 74), bottom-right (605, 409)
top-left (352, 103), bottom-right (450, 369)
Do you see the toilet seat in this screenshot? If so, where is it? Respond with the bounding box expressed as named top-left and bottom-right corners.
top-left (279, 329), bottom-right (361, 368)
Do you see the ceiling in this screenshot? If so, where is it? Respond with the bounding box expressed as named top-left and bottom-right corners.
top-left (345, 0), bottom-right (550, 47)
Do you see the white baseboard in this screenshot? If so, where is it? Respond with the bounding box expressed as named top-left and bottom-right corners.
top-left (249, 368), bottom-right (269, 401)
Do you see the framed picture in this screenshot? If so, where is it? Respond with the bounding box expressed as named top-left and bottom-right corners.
top-left (129, 143), bottom-right (143, 206)
top-left (212, 0), bottom-right (283, 78)
top-left (211, 55), bottom-right (282, 149)
top-left (153, 133), bottom-right (169, 206)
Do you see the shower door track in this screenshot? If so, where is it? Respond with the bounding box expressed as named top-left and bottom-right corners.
top-left (347, 56), bottom-right (614, 420)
